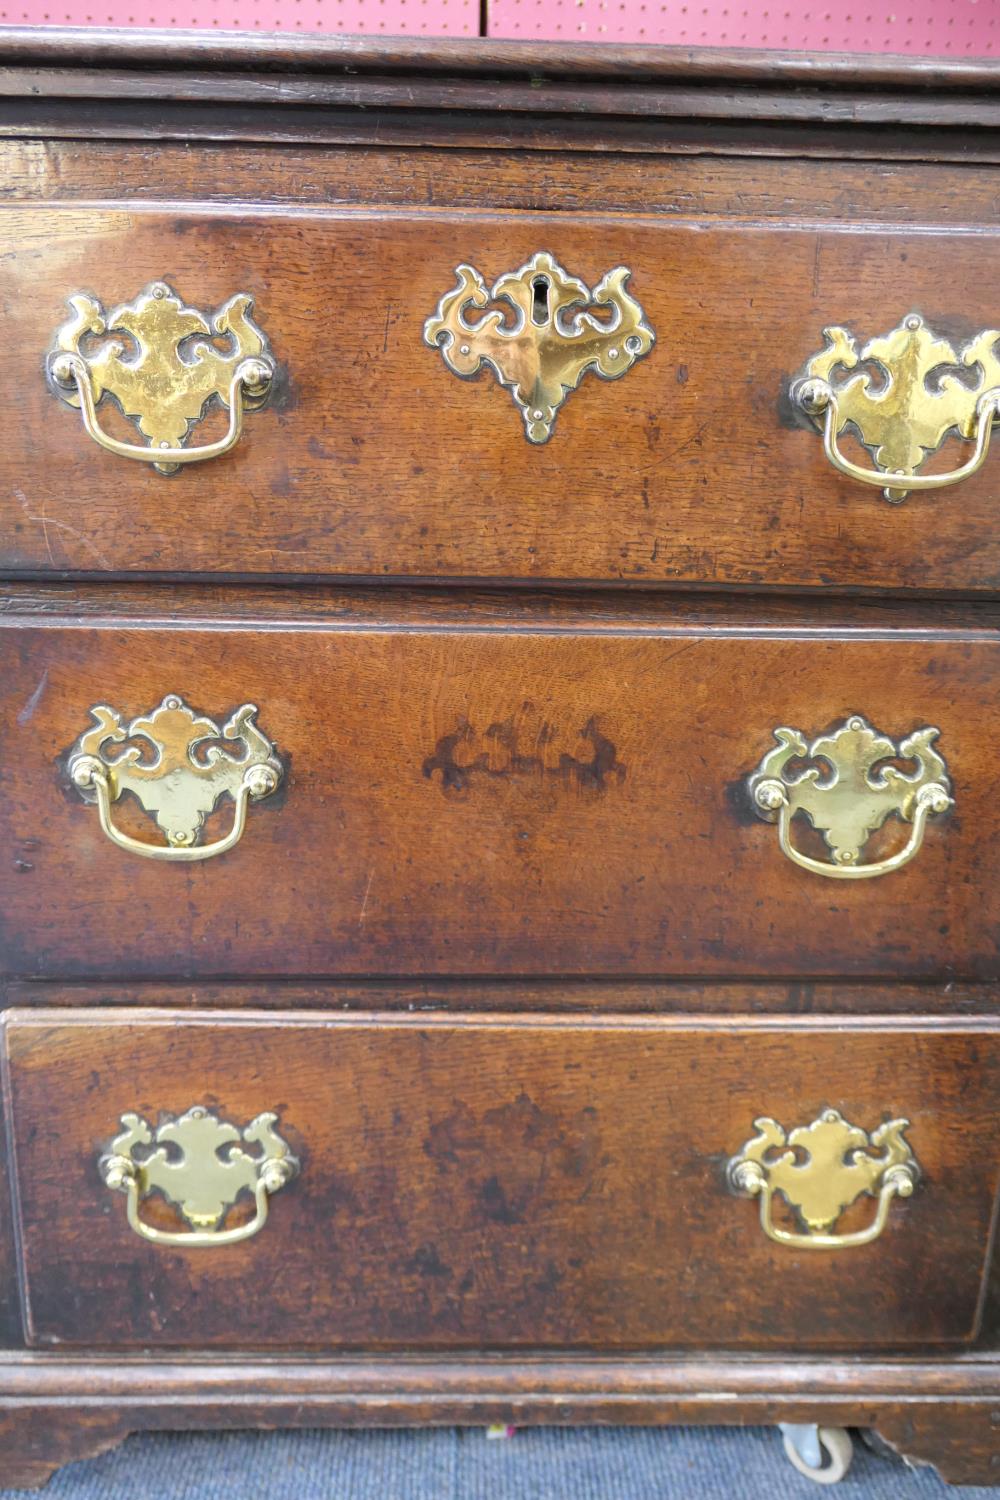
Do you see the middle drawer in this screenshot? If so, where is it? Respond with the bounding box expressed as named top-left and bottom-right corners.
top-left (0, 596), bottom-right (995, 981)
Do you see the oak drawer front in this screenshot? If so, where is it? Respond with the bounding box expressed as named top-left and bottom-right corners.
top-left (5, 1010), bottom-right (998, 1351)
top-left (0, 610), bottom-right (996, 981)
top-left (8, 205), bottom-right (1000, 592)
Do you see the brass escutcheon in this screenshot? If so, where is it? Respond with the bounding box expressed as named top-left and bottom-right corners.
top-left (423, 251), bottom-right (655, 442)
top-left (792, 313), bottom-right (1000, 501)
top-left (67, 694), bottom-right (283, 862)
top-left (748, 715), bottom-right (952, 879)
top-left (46, 281), bottom-right (276, 473)
top-left (727, 1108), bottom-right (920, 1250)
top-left (100, 1106), bottom-right (298, 1247)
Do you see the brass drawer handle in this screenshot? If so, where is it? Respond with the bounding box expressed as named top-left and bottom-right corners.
top-left (46, 281), bottom-right (275, 474)
top-left (727, 1108), bottom-right (919, 1250)
top-left (423, 251), bottom-right (654, 443)
top-left (67, 694), bottom-right (282, 862)
top-left (100, 1106), bottom-right (298, 1248)
top-left (793, 314), bottom-right (1000, 502)
top-left (748, 715), bottom-right (951, 880)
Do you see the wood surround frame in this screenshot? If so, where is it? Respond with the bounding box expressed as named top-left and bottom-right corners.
top-left (0, 29), bottom-right (998, 1489)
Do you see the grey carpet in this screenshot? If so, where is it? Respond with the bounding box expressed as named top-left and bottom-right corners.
top-left (2, 1424), bottom-right (994, 1499)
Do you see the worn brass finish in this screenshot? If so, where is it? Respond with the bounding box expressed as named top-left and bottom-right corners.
top-left (727, 1108), bottom-right (919, 1250)
top-left (68, 694), bottom-right (282, 861)
top-left (100, 1106), bottom-right (298, 1247)
top-left (748, 714), bottom-right (951, 880)
top-left (794, 313), bottom-right (1000, 501)
top-left (47, 281), bottom-right (275, 473)
top-left (423, 252), bottom-right (655, 442)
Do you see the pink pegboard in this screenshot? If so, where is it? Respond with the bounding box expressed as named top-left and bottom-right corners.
top-left (4, 0), bottom-right (999, 54)
top-left (2, 0), bottom-right (477, 30)
top-left (488, 0), bottom-right (1000, 53)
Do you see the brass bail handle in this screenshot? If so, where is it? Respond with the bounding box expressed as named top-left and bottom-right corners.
top-left (100, 1107), bottom-right (299, 1248)
top-left (747, 715), bottom-right (952, 880)
top-left (792, 314), bottom-right (1000, 502)
top-left (67, 694), bottom-right (283, 863)
top-left (46, 281), bottom-right (275, 473)
top-left (727, 1109), bottom-right (920, 1251)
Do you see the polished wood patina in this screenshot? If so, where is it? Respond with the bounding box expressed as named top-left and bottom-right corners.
top-left (0, 28), bottom-right (998, 1490)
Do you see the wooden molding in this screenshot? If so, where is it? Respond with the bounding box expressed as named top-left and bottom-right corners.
top-left (1, 1353), bottom-right (998, 1487)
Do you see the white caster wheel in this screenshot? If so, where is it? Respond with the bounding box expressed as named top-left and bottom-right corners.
top-left (779, 1423), bottom-right (854, 1484)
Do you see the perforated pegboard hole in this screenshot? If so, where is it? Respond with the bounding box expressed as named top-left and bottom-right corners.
top-left (11, 0), bottom-right (999, 56)
top-left (12, 0), bottom-right (477, 30)
top-left (488, 0), bottom-right (1000, 52)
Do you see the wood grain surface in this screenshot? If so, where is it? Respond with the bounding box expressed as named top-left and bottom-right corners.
top-left (4, 202), bottom-right (1000, 589)
top-left (3, 28), bottom-right (1000, 163)
top-left (1, 30), bottom-right (1000, 140)
top-left (1, 1353), bottom-right (998, 1488)
top-left (0, 601), bottom-right (996, 981)
top-left (3, 27), bottom-right (1000, 90)
top-left (0, 1098), bottom-right (21, 1348)
top-left (12, 141), bottom-right (1000, 221)
top-left (6, 70), bottom-right (1000, 130)
top-left (5, 1009), bottom-right (998, 1351)
top-left (1, 33), bottom-right (999, 1491)
top-left (6, 977), bottom-right (1000, 1016)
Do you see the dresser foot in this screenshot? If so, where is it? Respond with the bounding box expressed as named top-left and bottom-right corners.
top-left (0, 1409), bottom-right (130, 1490)
top-left (872, 1405), bottom-right (1000, 1487)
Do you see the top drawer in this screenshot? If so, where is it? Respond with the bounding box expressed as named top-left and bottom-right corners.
top-left (7, 190), bottom-right (1000, 590)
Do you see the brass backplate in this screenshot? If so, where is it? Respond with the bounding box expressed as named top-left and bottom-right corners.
top-left (728, 1108), bottom-right (918, 1237)
top-left (749, 714), bottom-right (951, 874)
top-left (100, 1106), bottom-right (298, 1242)
top-left (68, 693), bottom-right (282, 852)
top-left (424, 251), bottom-right (655, 442)
top-left (797, 313), bottom-right (1000, 482)
top-left (47, 280), bottom-right (274, 470)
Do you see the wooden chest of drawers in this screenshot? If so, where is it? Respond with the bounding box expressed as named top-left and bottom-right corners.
top-left (1, 27), bottom-right (999, 1489)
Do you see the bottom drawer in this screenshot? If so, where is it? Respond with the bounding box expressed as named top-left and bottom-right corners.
top-left (4, 1009), bottom-right (998, 1351)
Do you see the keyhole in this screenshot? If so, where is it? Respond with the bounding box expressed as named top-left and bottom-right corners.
top-left (531, 275), bottom-right (550, 325)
